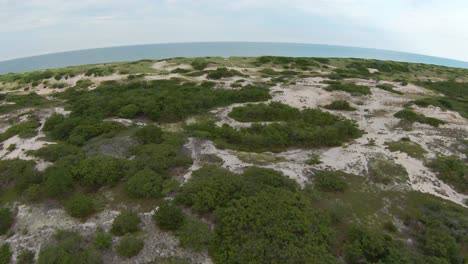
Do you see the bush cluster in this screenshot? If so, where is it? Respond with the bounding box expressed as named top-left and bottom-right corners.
top-left (394, 109), bottom-right (445, 127)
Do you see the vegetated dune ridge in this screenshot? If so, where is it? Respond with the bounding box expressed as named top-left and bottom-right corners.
top-left (0, 56), bottom-right (467, 264)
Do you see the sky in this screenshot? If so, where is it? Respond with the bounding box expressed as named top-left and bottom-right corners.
top-left (1, 0), bottom-right (468, 62)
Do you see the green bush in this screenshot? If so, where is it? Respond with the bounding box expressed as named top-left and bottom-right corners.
top-left (176, 217), bottom-right (214, 251)
top-left (428, 156), bottom-right (467, 194)
top-left (0, 159), bottom-right (41, 192)
top-left (17, 249), bottom-right (35, 264)
top-left (206, 67), bottom-right (245, 80)
top-left (154, 201), bottom-right (185, 231)
top-left (385, 140), bottom-right (427, 159)
top-left (394, 109), bottom-right (445, 127)
top-left (228, 102), bottom-right (300, 122)
top-left (126, 169), bottom-right (163, 199)
top-left (93, 229), bottom-right (112, 250)
top-left (29, 143), bottom-right (83, 162)
top-left (191, 59), bottom-right (209, 71)
top-left (0, 244), bottom-right (12, 264)
top-left (324, 82), bottom-right (371, 95)
top-left (38, 230), bottom-right (102, 264)
top-left (72, 155), bottom-right (130, 189)
top-left (65, 193), bottom-right (96, 219)
top-left (0, 208), bottom-right (13, 235)
top-left (118, 104), bottom-right (140, 118)
top-left (376, 84), bottom-right (403, 95)
top-left (314, 170), bottom-right (349, 192)
top-left (324, 100), bottom-right (356, 111)
top-left (189, 107), bottom-right (361, 152)
top-left (134, 125), bottom-right (164, 144)
top-left (111, 211), bottom-right (141, 236)
top-left (116, 234), bottom-right (144, 258)
top-left (44, 165), bottom-right (75, 198)
top-left (0, 118), bottom-right (41, 142)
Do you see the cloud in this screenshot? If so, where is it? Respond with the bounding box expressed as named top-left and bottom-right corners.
top-left (0, 0), bottom-right (467, 61)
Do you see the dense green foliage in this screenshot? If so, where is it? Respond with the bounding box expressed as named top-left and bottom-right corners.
top-left (0, 93), bottom-right (49, 114)
top-left (71, 155), bottom-right (130, 189)
top-left (314, 170), bottom-right (349, 192)
top-left (385, 139), bottom-right (427, 159)
top-left (190, 107), bottom-right (361, 152)
top-left (93, 230), bottom-right (113, 250)
top-left (29, 143), bottom-right (83, 162)
top-left (428, 156), bottom-right (467, 194)
top-left (38, 230), bottom-right (102, 264)
top-left (0, 244), bottom-right (12, 264)
top-left (116, 234), bottom-right (144, 257)
top-left (0, 117), bottom-right (40, 142)
top-left (417, 81), bottom-right (468, 117)
top-left (394, 109), bottom-right (445, 127)
top-left (154, 201), bottom-right (185, 231)
top-left (324, 100), bottom-right (356, 111)
top-left (0, 208), bottom-right (13, 235)
top-left (0, 159), bottom-right (41, 192)
top-left (175, 217), bottom-right (214, 251)
top-left (228, 102), bottom-right (300, 122)
top-left (17, 249), bottom-right (35, 264)
top-left (191, 59), bottom-right (209, 70)
top-left (134, 125), bottom-right (164, 144)
top-left (205, 68), bottom-right (246, 79)
top-left (65, 192), bottom-right (96, 219)
top-left (254, 56), bottom-right (323, 69)
top-left (111, 211), bottom-right (141, 236)
top-left (324, 81), bottom-right (371, 95)
top-left (126, 168), bottom-right (164, 198)
top-left (56, 79), bottom-right (270, 123)
top-left (375, 83), bottom-right (403, 95)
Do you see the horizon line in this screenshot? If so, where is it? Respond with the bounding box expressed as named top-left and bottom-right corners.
top-left (2, 41), bottom-right (468, 64)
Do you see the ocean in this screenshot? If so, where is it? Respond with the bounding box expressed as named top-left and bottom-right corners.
top-left (1, 42), bottom-right (467, 74)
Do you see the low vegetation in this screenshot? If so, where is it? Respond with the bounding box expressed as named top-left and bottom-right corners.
top-left (116, 234), bottom-right (144, 257)
top-left (324, 100), bottom-right (356, 111)
top-left (191, 104), bottom-right (361, 152)
top-left (375, 83), bottom-right (403, 95)
top-left (428, 156), bottom-right (467, 194)
top-left (394, 109), bottom-right (445, 127)
top-left (385, 138), bottom-right (427, 159)
top-left (324, 81), bottom-right (371, 95)
top-left (0, 208), bottom-right (13, 235)
top-left (111, 211), bottom-right (141, 236)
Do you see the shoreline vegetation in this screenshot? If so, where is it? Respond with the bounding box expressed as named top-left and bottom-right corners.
top-left (0, 56), bottom-right (467, 264)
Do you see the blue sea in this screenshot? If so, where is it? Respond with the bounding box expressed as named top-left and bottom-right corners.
top-left (1, 42), bottom-right (467, 74)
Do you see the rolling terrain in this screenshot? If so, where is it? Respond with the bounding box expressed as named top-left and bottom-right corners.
top-left (0, 57), bottom-right (467, 264)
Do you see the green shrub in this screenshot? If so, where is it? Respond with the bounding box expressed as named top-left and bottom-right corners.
top-left (228, 102), bottom-right (300, 122)
top-left (0, 208), bottom-right (13, 235)
top-left (134, 125), bottom-right (164, 144)
top-left (72, 155), bottom-right (130, 189)
top-left (0, 159), bottom-right (41, 192)
top-left (189, 107), bottom-right (361, 152)
top-left (118, 104), bottom-right (140, 118)
top-left (191, 59), bottom-right (209, 71)
top-left (176, 217), bottom-right (214, 251)
top-left (29, 143), bottom-right (83, 162)
top-left (394, 109), bottom-right (445, 127)
top-left (0, 118), bottom-right (41, 142)
top-left (93, 229), bottom-right (112, 250)
top-left (126, 168), bottom-right (164, 198)
top-left (314, 170), bottom-right (349, 192)
top-left (213, 190), bottom-right (335, 263)
top-left (385, 140), bottom-right (427, 159)
top-left (324, 100), bottom-right (356, 111)
top-left (65, 193), bottom-right (96, 219)
top-left (324, 82), bottom-right (371, 95)
top-left (116, 234), bottom-right (144, 258)
top-left (17, 249), bottom-right (35, 264)
top-left (376, 84), bottom-right (403, 95)
top-left (111, 211), bottom-right (141, 236)
top-left (154, 201), bottom-right (185, 231)
top-left (428, 156), bottom-right (467, 194)
top-left (0, 244), bottom-right (12, 264)
top-left (44, 165), bottom-right (74, 198)
top-left (206, 68), bottom-right (246, 80)
top-left (38, 230), bottom-right (102, 264)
